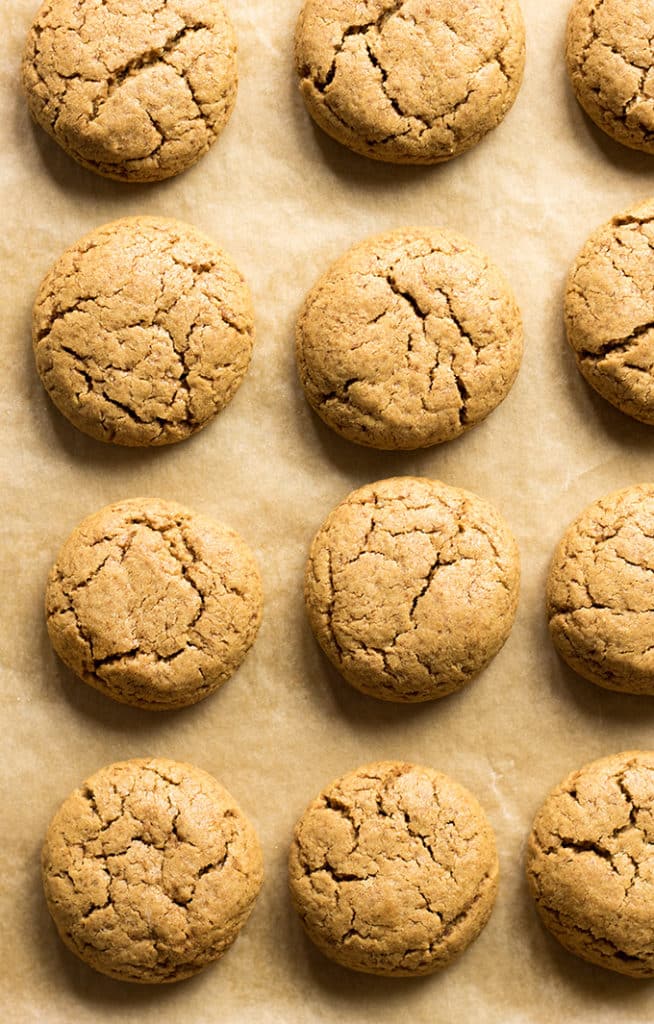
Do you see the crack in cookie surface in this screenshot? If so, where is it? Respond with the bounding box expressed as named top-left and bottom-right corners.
top-left (296, 228), bottom-right (523, 450)
top-left (22, 0), bottom-right (237, 181)
top-left (46, 497), bottom-right (263, 709)
top-left (289, 761), bottom-right (498, 976)
top-left (33, 217), bottom-right (254, 447)
top-left (566, 0), bottom-right (654, 154)
top-left (304, 477), bottom-right (520, 702)
top-left (526, 751), bottom-right (654, 977)
top-left (42, 758), bottom-right (263, 982)
top-left (294, 0), bottom-right (525, 163)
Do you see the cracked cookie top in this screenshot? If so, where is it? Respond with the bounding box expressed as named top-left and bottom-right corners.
top-left (526, 750), bottom-right (654, 977)
top-left (22, 0), bottom-right (237, 181)
top-left (296, 227), bottom-right (523, 450)
top-left (547, 483), bottom-right (654, 695)
top-left (565, 199), bottom-right (654, 424)
top-left (33, 217), bottom-right (255, 447)
top-left (566, 0), bottom-right (654, 154)
top-left (304, 476), bottom-right (520, 702)
top-left (45, 497), bottom-right (263, 710)
top-left (294, 0), bottom-right (525, 164)
top-left (42, 758), bottom-right (264, 982)
top-left (288, 760), bottom-right (499, 976)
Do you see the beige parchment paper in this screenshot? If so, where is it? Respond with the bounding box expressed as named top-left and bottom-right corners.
top-left (3, 1), bottom-right (654, 1020)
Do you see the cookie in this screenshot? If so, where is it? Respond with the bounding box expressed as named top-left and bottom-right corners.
top-left (566, 0), bottom-right (654, 154)
top-left (547, 484), bottom-right (654, 695)
top-left (33, 217), bottom-right (254, 447)
top-left (46, 498), bottom-right (263, 710)
top-left (22, 0), bottom-right (237, 182)
top-left (304, 476), bottom-right (520, 701)
top-left (289, 760), bottom-right (499, 976)
top-left (42, 758), bottom-right (263, 982)
top-left (296, 228), bottom-right (523, 450)
top-left (565, 199), bottom-right (654, 424)
top-left (294, 0), bottom-right (525, 164)
top-left (526, 750), bottom-right (654, 977)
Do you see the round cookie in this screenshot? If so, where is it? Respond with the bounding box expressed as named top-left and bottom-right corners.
top-left (22, 0), bottom-right (237, 182)
top-left (294, 0), bottom-right (525, 164)
top-left (565, 199), bottom-right (654, 424)
top-left (289, 760), bottom-right (499, 976)
top-left (46, 497), bottom-right (263, 710)
top-left (526, 750), bottom-right (654, 977)
top-left (33, 217), bottom-right (254, 447)
top-left (547, 483), bottom-right (654, 695)
top-left (566, 0), bottom-right (654, 154)
top-left (42, 758), bottom-right (263, 982)
top-left (304, 476), bottom-right (520, 701)
top-left (296, 227), bottom-right (523, 450)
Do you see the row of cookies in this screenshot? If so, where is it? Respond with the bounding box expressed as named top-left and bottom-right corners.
top-left (33, 199), bottom-right (654, 456)
top-left (21, 0), bottom-right (653, 183)
top-left (42, 750), bottom-right (654, 983)
top-left (43, 474), bottom-right (654, 710)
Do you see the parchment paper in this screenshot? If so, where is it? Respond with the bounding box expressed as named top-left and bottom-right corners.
top-left (3, 1), bottom-right (654, 1020)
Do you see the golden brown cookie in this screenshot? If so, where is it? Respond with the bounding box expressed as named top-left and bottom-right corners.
top-left (296, 227), bottom-right (523, 450)
top-left (565, 199), bottom-right (654, 424)
top-left (22, 0), bottom-right (237, 182)
top-left (46, 498), bottom-right (263, 710)
top-left (305, 477), bottom-right (520, 701)
top-left (547, 484), bottom-right (654, 695)
top-left (294, 0), bottom-right (526, 164)
top-left (42, 758), bottom-right (264, 982)
top-left (526, 750), bottom-right (654, 977)
top-left (566, 0), bottom-right (654, 154)
top-left (289, 760), bottom-right (499, 976)
top-left (33, 217), bottom-right (254, 447)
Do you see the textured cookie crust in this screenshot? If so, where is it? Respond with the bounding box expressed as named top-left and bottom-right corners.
top-left (526, 751), bottom-right (654, 977)
top-left (33, 217), bottom-right (254, 447)
top-left (565, 199), bottom-right (654, 424)
top-left (566, 0), bottom-right (654, 154)
top-left (22, 0), bottom-right (237, 182)
top-left (547, 484), bottom-right (654, 695)
top-left (46, 498), bottom-right (263, 710)
top-left (305, 477), bottom-right (520, 701)
top-left (42, 758), bottom-right (263, 982)
top-left (294, 0), bottom-right (525, 164)
top-left (289, 761), bottom-right (499, 976)
top-left (296, 227), bottom-right (523, 450)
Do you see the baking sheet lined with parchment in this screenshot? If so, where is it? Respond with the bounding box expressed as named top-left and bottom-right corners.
top-left (3, 1), bottom-right (654, 1021)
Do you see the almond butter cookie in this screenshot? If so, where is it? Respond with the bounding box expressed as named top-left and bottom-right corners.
top-left (289, 760), bottom-right (499, 975)
top-left (547, 483), bottom-right (654, 695)
top-left (305, 476), bottom-right (520, 701)
top-left (526, 751), bottom-right (654, 977)
top-left (33, 217), bottom-right (254, 447)
top-left (42, 758), bottom-right (264, 982)
top-left (294, 0), bottom-right (525, 164)
top-left (566, 0), bottom-right (654, 154)
top-left (22, 0), bottom-right (237, 182)
top-left (46, 498), bottom-right (263, 710)
top-left (296, 227), bottom-right (523, 450)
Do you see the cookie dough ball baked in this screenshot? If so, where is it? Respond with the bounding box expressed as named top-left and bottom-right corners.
top-left (526, 751), bottom-right (654, 977)
top-left (33, 217), bottom-right (254, 447)
top-left (547, 484), bottom-right (654, 695)
top-left (566, 0), bottom-right (654, 154)
top-left (305, 477), bottom-right (520, 701)
top-left (296, 228), bottom-right (523, 450)
top-left (42, 758), bottom-right (263, 982)
top-left (22, 0), bottom-right (237, 182)
top-left (565, 199), bottom-right (654, 424)
top-left (289, 761), bottom-right (499, 976)
top-left (46, 498), bottom-right (263, 710)
top-left (294, 0), bottom-right (525, 164)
